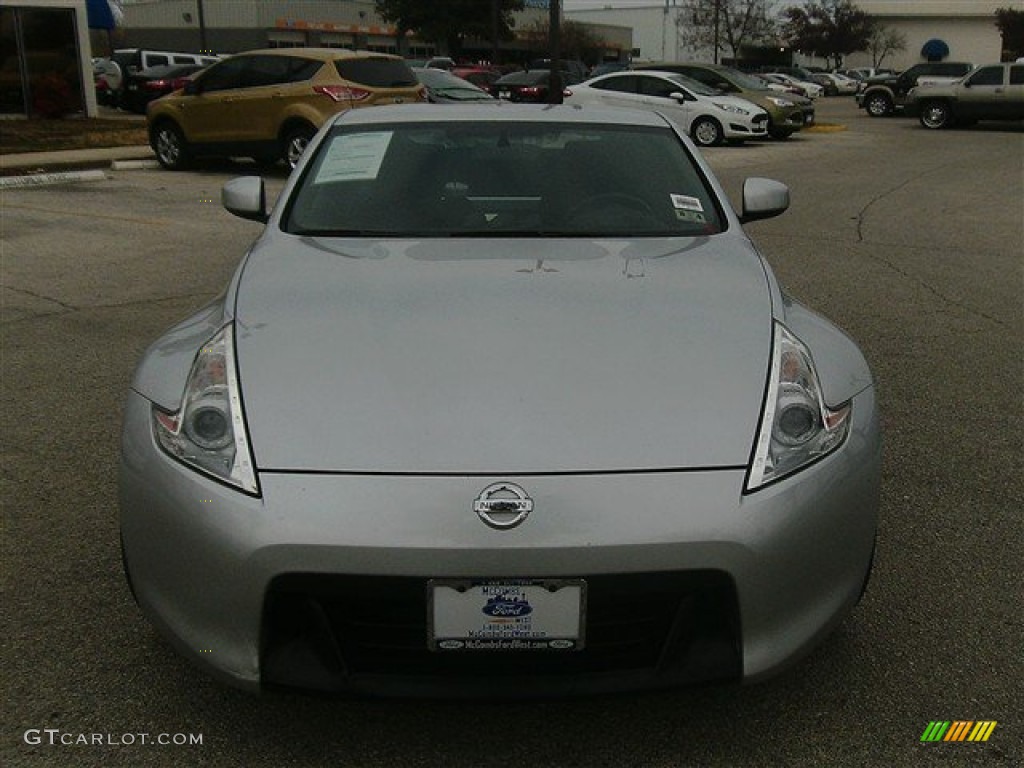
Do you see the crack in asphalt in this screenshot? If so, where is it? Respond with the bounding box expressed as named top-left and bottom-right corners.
top-left (2, 285), bottom-right (78, 312)
top-left (1, 288), bottom-right (217, 326)
top-left (850, 166), bottom-right (1010, 330)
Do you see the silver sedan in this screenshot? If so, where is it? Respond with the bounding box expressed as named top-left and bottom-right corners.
top-left (120, 104), bottom-right (881, 697)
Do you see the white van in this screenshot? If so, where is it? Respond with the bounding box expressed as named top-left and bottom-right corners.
top-left (113, 49), bottom-right (221, 76)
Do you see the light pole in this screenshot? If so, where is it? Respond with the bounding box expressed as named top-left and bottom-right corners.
top-left (197, 0), bottom-right (208, 53)
top-left (548, 0), bottom-right (562, 104)
top-left (713, 0), bottom-right (720, 64)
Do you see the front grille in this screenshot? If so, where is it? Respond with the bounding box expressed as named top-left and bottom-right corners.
top-left (261, 571), bottom-right (741, 693)
top-left (752, 113), bottom-right (768, 125)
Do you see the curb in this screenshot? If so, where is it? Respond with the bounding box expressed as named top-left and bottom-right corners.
top-left (0, 169), bottom-right (108, 188)
top-left (0, 145), bottom-right (155, 176)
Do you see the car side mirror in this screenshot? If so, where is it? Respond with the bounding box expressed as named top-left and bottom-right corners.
top-left (740, 178), bottom-right (789, 224)
top-left (669, 91), bottom-right (690, 103)
top-left (222, 176), bottom-right (268, 223)
top-left (184, 80), bottom-right (201, 95)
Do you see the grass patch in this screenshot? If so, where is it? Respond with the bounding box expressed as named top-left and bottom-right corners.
top-left (0, 118), bottom-right (147, 155)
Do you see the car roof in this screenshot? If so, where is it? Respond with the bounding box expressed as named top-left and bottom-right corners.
top-left (642, 61), bottom-right (728, 72)
top-left (227, 48), bottom-right (403, 61)
top-left (330, 103), bottom-right (672, 129)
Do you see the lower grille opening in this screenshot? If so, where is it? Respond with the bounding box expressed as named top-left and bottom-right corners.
top-left (261, 571), bottom-right (741, 694)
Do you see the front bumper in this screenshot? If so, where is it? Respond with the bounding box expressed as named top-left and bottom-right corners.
top-left (120, 388), bottom-right (881, 697)
top-left (723, 113), bottom-right (769, 140)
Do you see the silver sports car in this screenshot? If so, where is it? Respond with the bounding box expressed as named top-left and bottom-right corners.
top-left (120, 105), bottom-right (881, 696)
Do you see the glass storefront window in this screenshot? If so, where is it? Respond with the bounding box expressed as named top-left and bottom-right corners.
top-left (1, 6), bottom-right (84, 117)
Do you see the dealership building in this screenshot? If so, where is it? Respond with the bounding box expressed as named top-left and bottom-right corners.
top-left (566, 0), bottom-right (1006, 69)
top-left (114, 0), bottom-right (630, 65)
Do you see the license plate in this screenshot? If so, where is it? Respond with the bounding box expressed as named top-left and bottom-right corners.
top-left (428, 579), bottom-right (586, 651)
top-left (499, 89), bottom-right (511, 100)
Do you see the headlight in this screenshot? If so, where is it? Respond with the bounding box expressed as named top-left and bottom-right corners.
top-left (713, 102), bottom-right (749, 115)
top-left (746, 324), bottom-right (851, 492)
top-left (766, 96), bottom-right (795, 107)
top-left (152, 324), bottom-right (259, 495)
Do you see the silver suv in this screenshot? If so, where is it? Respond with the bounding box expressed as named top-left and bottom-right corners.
top-left (908, 62), bottom-right (1024, 129)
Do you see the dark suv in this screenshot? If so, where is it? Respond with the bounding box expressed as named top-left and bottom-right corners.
top-left (856, 61), bottom-right (973, 117)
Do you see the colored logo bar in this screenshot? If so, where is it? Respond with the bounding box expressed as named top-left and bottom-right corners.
top-left (921, 721), bottom-right (997, 742)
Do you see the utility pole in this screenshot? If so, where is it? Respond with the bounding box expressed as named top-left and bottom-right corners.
top-left (713, 0), bottom-right (720, 64)
top-left (197, 0), bottom-right (208, 53)
top-left (548, 0), bottom-right (562, 104)
top-left (491, 0), bottom-right (500, 65)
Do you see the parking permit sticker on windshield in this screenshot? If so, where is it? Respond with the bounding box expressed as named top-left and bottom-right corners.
top-left (675, 209), bottom-right (706, 223)
top-left (670, 194), bottom-right (704, 212)
top-left (314, 131), bottom-right (393, 184)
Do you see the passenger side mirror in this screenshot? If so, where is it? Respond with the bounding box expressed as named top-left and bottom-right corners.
top-left (222, 176), bottom-right (268, 223)
top-left (740, 178), bottom-right (789, 224)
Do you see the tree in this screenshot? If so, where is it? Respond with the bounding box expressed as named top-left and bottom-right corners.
top-left (521, 18), bottom-right (602, 63)
top-left (675, 1), bottom-right (778, 64)
top-left (867, 25), bottom-right (906, 69)
top-left (782, 0), bottom-right (875, 70)
top-left (375, 0), bottom-right (525, 59)
top-left (995, 6), bottom-right (1024, 61)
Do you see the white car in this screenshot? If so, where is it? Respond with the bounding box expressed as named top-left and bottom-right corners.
top-left (764, 73), bottom-right (824, 99)
top-left (820, 72), bottom-right (859, 95)
top-left (564, 70), bottom-right (768, 146)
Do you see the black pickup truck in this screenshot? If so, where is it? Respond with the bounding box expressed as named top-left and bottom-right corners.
top-left (856, 61), bottom-right (973, 117)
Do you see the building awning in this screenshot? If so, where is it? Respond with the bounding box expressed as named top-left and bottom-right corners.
top-left (86, 0), bottom-right (119, 31)
top-left (921, 38), bottom-right (950, 61)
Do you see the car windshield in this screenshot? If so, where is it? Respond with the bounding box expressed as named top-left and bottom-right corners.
top-left (666, 73), bottom-right (720, 96)
top-left (718, 68), bottom-right (770, 90)
top-left (283, 121), bottom-right (724, 238)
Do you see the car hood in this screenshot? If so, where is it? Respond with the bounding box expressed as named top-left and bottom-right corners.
top-left (233, 235), bottom-right (773, 473)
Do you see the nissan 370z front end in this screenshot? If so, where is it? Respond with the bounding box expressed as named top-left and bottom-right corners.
top-left (120, 105), bottom-right (881, 697)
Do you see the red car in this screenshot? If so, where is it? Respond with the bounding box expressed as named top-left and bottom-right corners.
top-left (494, 70), bottom-right (572, 103)
top-left (451, 66), bottom-right (501, 96)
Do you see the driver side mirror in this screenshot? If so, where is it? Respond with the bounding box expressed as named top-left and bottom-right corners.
top-left (222, 176), bottom-right (268, 223)
top-left (670, 91), bottom-right (692, 103)
top-left (740, 178), bottom-right (789, 224)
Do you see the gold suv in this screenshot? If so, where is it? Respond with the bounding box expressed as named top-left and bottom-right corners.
top-left (147, 48), bottom-right (425, 170)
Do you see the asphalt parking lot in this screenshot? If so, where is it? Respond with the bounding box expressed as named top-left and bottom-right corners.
top-left (2, 98), bottom-right (1022, 767)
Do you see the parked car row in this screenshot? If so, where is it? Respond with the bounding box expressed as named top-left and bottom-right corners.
top-left (94, 48), bottom-right (221, 112)
top-left (144, 48), bottom-right (1018, 175)
top-left (563, 70), bottom-right (768, 146)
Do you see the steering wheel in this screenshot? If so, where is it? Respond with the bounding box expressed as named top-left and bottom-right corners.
top-left (564, 193), bottom-right (658, 228)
